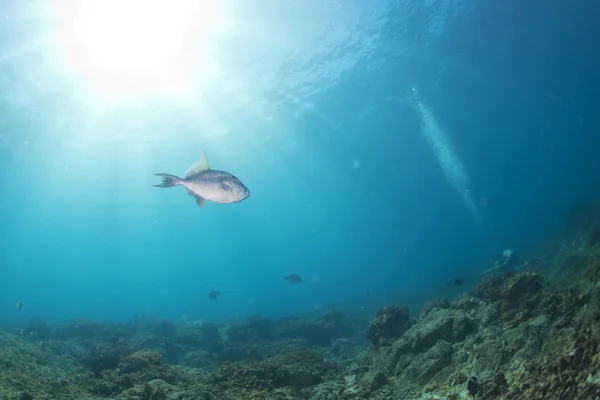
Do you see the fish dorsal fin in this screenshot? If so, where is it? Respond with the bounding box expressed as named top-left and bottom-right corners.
top-left (184, 151), bottom-right (210, 178)
top-left (194, 196), bottom-right (207, 207)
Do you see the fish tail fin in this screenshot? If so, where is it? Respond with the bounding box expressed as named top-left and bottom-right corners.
top-left (153, 173), bottom-right (183, 188)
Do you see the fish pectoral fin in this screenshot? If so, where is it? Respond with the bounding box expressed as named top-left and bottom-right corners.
top-left (185, 187), bottom-right (207, 206)
top-left (194, 196), bottom-right (208, 207)
top-left (184, 150), bottom-right (210, 178)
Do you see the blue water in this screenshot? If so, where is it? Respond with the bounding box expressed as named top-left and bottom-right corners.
top-left (0, 0), bottom-right (598, 326)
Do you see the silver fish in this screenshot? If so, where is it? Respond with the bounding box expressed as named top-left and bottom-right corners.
top-left (154, 151), bottom-right (250, 207)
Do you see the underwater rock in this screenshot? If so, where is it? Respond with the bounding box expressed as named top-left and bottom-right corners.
top-left (228, 315), bottom-right (275, 342)
top-left (278, 318), bottom-right (339, 346)
top-left (0, 333), bottom-right (88, 399)
top-left (181, 349), bottom-right (212, 369)
top-left (177, 321), bottom-right (224, 347)
top-left (362, 306), bottom-right (477, 384)
top-left (478, 302), bottom-right (502, 327)
top-left (208, 341), bottom-right (263, 363)
top-left (130, 333), bottom-right (164, 349)
top-left (275, 310), bottom-right (362, 346)
top-left (160, 341), bottom-right (187, 364)
top-left (584, 259), bottom-right (600, 283)
top-left (451, 312), bottom-right (478, 342)
top-left (515, 285), bottom-right (600, 398)
top-left (153, 320), bottom-right (177, 338)
top-left (114, 379), bottom-right (173, 400)
top-left (86, 341), bottom-right (136, 376)
top-left (22, 318), bottom-right (55, 341)
top-left (365, 306), bottom-right (410, 346)
top-left (213, 362), bottom-right (279, 391)
top-left (212, 348), bottom-right (333, 392)
top-left (410, 309), bottom-right (454, 353)
top-left (90, 358), bottom-right (204, 398)
top-left (255, 337), bottom-right (312, 359)
top-left (419, 298), bottom-right (451, 320)
top-left (357, 370), bottom-right (388, 392)
top-left (410, 308), bottom-right (476, 353)
top-left (118, 350), bottom-right (162, 374)
top-left (118, 378), bottom-right (216, 400)
top-left (196, 322), bottom-right (223, 345)
top-left (472, 271), bottom-right (544, 304)
top-left (401, 340), bottom-right (453, 384)
top-left (326, 337), bottom-right (364, 367)
top-left (470, 271), bottom-right (545, 324)
top-left (505, 273), bottom-right (544, 302)
top-left (129, 333), bottom-right (186, 364)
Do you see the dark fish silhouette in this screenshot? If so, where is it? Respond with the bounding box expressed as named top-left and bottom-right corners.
top-left (154, 151), bottom-right (250, 207)
top-left (467, 376), bottom-right (478, 398)
top-left (284, 274), bottom-right (303, 284)
top-left (208, 290), bottom-right (220, 300)
top-left (16, 301), bottom-right (23, 310)
top-left (454, 278), bottom-right (464, 286)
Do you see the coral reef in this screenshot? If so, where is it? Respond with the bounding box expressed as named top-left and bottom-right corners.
top-left (4, 200), bottom-right (600, 399)
top-left (0, 308), bottom-right (365, 399)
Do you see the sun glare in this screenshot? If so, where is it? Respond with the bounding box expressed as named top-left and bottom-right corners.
top-left (55, 0), bottom-right (221, 97)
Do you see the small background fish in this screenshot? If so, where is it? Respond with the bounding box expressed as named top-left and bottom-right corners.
top-left (284, 274), bottom-right (303, 284)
